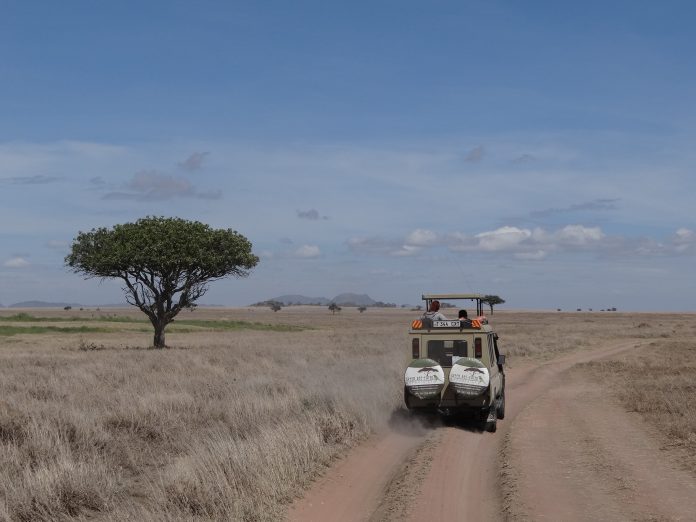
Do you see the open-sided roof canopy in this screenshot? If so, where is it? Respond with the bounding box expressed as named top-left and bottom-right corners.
top-left (422, 293), bottom-right (487, 317)
top-left (422, 293), bottom-right (485, 300)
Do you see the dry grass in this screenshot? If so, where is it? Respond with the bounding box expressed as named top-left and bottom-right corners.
top-left (0, 307), bottom-right (406, 521)
top-left (579, 318), bottom-right (696, 473)
top-left (0, 307), bottom-right (693, 520)
top-left (493, 310), bottom-right (685, 361)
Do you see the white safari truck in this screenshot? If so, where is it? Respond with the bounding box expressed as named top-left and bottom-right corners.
top-left (404, 294), bottom-right (506, 432)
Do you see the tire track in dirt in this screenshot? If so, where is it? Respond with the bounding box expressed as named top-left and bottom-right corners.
top-left (286, 429), bottom-right (433, 522)
top-left (286, 340), bottom-right (646, 521)
top-left (504, 368), bottom-right (696, 521)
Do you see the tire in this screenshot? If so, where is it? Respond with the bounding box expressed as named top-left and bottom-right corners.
top-left (496, 389), bottom-right (506, 420)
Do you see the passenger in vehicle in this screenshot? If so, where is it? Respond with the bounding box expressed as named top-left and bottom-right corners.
top-left (423, 300), bottom-right (448, 321)
top-left (458, 309), bottom-right (468, 319)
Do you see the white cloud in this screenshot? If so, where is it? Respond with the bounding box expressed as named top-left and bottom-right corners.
top-left (449, 224), bottom-right (605, 255)
top-left (673, 228), bottom-right (695, 253)
top-left (474, 226), bottom-right (532, 251)
top-left (391, 244), bottom-right (423, 257)
top-left (293, 245), bottom-right (321, 258)
top-left (675, 228), bottom-right (695, 241)
top-left (4, 257), bottom-right (29, 268)
top-left (514, 250), bottom-right (547, 260)
top-left (554, 225), bottom-right (604, 245)
top-left (353, 223), bottom-right (644, 260)
top-left (405, 229), bottom-right (440, 247)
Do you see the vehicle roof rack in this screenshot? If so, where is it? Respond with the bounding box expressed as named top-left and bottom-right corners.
top-left (422, 293), bottom-right (487, 317)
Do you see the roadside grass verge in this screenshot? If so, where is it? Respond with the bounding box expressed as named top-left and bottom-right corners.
top-left (0, 325), bottom-right (404, 521)
top-left (0, 313), bottom-right (308, 333)
top-left (494, 312), bottom-right (685, 361)
top-left (580, 338), bottom-right (696, 473)
top-left (0, 325), bottom-right (111, 336)
top-left (169, 319), bottom-right (307, 332)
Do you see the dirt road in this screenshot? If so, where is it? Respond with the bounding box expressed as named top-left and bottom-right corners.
top-left (287, 340), bottom-right (696, 521)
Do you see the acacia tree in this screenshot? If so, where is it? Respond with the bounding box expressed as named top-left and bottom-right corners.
top-left (481, 295), bottom-right (505, 315)
top-left (66, 216), bottom-right (259, 348)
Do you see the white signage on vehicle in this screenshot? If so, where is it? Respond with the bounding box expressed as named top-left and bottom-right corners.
top-left (433, 320), bottom-right (461, 327)
top-left (449, 364), bottom-right (489, 387)
top-left (404, 364), bottom-right (445, 386)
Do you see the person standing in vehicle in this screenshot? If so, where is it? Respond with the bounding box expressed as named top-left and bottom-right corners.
top-left (423, 300), bottom-right (448, 321)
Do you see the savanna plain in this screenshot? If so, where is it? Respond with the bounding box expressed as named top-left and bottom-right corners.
top-left (0, 306), bottom-right (694, 521)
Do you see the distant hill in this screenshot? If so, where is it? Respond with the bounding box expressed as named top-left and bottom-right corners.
top-left (7, 301), bottom-right (129, 309)
top-left (255, 293), bottom-right (390, 307)
top-left (263, 295), bottom-right (332, 306)
top-left (331, 293), bottom-right (376, 306)
top-left (9, 301), bottom-right (82, 308)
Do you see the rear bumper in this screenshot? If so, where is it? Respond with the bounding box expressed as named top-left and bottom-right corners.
top-left (405, 386), bottom-right (491, 414)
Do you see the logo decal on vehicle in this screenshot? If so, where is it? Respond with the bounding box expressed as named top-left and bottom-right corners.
top-left (405, 363), bottom-right (445, 385)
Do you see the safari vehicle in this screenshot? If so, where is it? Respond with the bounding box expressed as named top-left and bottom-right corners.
top-left (404, 294), bottom-right (506, 432)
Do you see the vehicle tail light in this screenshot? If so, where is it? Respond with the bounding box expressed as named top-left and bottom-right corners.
top-left (412, 338), bottom-right (420, 359)
top-left (475, 338), bottom-right (482, 358)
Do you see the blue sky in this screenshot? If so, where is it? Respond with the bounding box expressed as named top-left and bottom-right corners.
top-left (1, 1), bottom-right (695, 310)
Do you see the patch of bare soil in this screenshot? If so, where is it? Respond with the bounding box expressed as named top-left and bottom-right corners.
top-left (286, 340), bottom-right (652, 521)
top-left (505, 371), bottom-right (696, 521)
top-left (286, 430), bottom-right (431, 522)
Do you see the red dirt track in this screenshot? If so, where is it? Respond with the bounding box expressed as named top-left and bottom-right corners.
top-left (287, 340), bottom-right (696, 521)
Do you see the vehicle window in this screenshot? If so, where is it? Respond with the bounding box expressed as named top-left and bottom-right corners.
top-left (427, 340), bottom-right (467, 367)
top-left (487, 335), bottom-right (495, 366)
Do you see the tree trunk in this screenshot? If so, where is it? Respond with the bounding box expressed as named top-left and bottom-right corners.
top-left (153, 322), bottom-right (167, 348)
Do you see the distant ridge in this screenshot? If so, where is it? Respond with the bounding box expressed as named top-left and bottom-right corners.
top-left (266, 295), bottom-right (331, 306)
top-left (9, 301), bottom-right (81, 308)
top-left (7, 301), bottom-right (129, 308)
top-left (331, 293), bottom-right (376, 306)
top-left (256, 293), bottom-right (390, 307)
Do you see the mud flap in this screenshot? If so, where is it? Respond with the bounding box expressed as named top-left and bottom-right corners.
top-left (484, 405), bottom-right (497, 433)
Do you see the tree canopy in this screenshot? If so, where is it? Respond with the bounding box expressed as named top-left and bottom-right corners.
top-left (481, 295), bottom-right (506, 314)
top-left (66, 216), bottom-right (259, 347)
